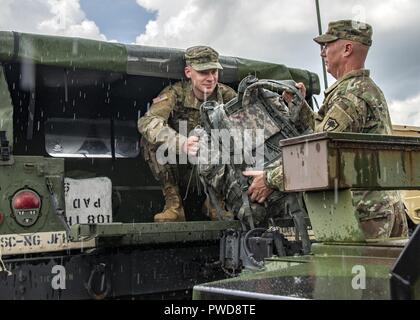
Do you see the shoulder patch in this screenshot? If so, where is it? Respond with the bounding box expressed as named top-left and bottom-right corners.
top-left (153, 94), bottom-right (168, 104)
top-left (323, 117), bottom-right (339, 132)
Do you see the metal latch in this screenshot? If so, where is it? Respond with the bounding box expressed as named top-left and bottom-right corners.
top-left (0, 131), bottom-right (11, 161)
top-left (46, 176), bottom-right (71, 235)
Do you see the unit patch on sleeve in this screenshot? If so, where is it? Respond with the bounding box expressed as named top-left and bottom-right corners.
top-left (323, 117), bottom-right (339, 131)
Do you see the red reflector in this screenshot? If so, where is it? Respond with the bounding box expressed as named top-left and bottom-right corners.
top-left (0, 212), bottom-right (3, 224)
top-left (12, 190), bottom-right (41, 210)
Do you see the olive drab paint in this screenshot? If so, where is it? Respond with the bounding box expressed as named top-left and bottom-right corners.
top-left (0, 66), bottom-right (13, 144)
top-left (0, 30), bottom-right (322, 300)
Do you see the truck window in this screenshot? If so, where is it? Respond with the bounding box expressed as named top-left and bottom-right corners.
top-left (45, 118), bottom-right (139, 158)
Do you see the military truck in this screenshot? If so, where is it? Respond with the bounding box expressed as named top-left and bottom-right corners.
top-left (0, 31), bottom-right (320, 299)
top-left (193, 132), bottom-right (420, 300)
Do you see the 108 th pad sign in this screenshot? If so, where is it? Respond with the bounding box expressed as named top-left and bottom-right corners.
top-left (64, 177), bottom-right (113, 226)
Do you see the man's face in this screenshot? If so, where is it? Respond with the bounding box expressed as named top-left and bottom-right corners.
top-left (185, 66), bottom-right (219, 99)
top-left (320, 40), bottom-right (344, 79)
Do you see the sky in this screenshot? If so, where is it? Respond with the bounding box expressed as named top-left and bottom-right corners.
top-left (0, 0), bottom-right (419, 126)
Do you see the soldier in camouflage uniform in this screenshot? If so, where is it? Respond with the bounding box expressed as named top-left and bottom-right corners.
top-left (138, 46), bottom-right (236, 222)
top-left (245, 20), bottom-right (408, 239)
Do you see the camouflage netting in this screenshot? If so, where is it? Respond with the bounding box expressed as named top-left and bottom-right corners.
top-left (0, 31), bottom-right (320, 96)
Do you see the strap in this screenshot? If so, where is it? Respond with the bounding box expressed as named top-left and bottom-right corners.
top-left (306, 70), bottom-right (313, 98)
top-left (46, 176), bottom-right (71, 235)
top-left (245, 79), bottom-right (305, 103)
top-left (259, 89), bottom-right (300, 138)
top-left (240, 183), bottom-right (255, 230)
top-left (0, 247), bottom-right (12, 276)
top-left (12, 31), bottom-right (20, 61)
top-left (26, 89), bottom-right (36, 140)
top-left (199, 175), bottom-right (225, 220)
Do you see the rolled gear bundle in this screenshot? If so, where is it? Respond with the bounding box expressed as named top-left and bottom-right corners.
top-left (198, 75), bottom-right (311, 248)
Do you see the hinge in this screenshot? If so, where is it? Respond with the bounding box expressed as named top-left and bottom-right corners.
top-left (0, 131), bottom-right (11, 161)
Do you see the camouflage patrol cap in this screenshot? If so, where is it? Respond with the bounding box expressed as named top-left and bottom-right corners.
top-left (313, 20), bottom-right (373, 46)
top-left (185, 46), bottom-right (223, 71)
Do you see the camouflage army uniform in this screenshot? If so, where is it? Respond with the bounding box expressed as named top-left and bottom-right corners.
top-left (265, 19), bottom-right (408, 239)
top-left (139, 81), bottom-right (236, 155)
top-left (266, 69), bottom-right (408, 239)
top-left (138, 80), bottom-right (236, 216)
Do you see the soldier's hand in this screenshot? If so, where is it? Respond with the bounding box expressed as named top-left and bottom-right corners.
top-left (282, 82), bottom-right (306, 104)
top-left (182, 136), bottom-right (200, 156)
top-left (242, 170), bottom-right (274, 203)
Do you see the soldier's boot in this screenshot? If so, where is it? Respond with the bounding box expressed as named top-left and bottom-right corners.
top-left (154, 184), bottom-right (185, 222)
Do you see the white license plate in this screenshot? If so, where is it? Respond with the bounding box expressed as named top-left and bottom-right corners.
top-left (64, 177), bottom-right (113, 226)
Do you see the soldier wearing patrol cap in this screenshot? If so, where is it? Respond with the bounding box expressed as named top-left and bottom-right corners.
top-left (245, 20), bottom-right (408, 239)
top-left (138, 46), bottom-right (236, 222)
top-left (313, 19), bottom-right (373, 47)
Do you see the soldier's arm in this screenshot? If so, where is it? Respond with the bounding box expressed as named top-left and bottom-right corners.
top-left (243, 170), bottom-right (275, 203)
top-left (283, 83), bottom-right (315, 131)
top-left (264, 165), bottom-right (285, 191)
top-left (295, 100), bottom-right (315, 131)
top-left (243, 161), bottom-right (284, 203)
top-left (137, 86), bottom-right (188, 154)
top-left (314, 93), bottom-right (367, 133)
